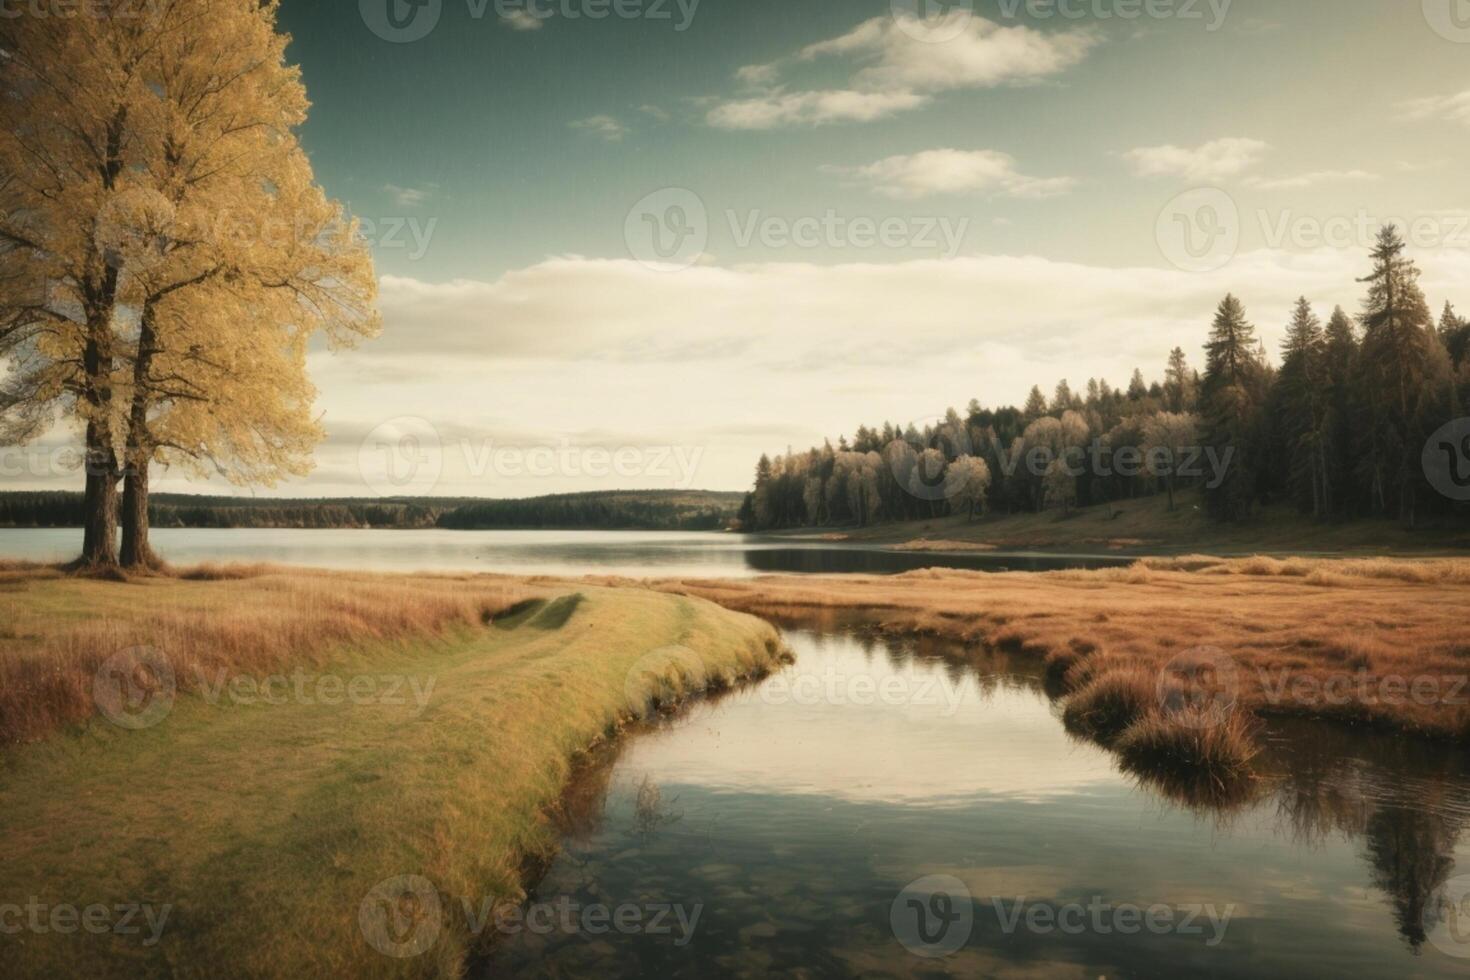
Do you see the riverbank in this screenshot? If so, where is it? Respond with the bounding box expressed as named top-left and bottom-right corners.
top-left (766, 493), bottom-right (1470, 557)
top-left (0, 566), bottom-right (786, 978)
top-left (641, 555), bottom-right (1470, 789)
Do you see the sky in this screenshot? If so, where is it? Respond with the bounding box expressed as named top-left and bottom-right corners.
top-left (9, 0), bottom-right (1470, 498)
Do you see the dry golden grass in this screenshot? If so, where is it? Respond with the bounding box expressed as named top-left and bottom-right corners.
top-left (0, 563), bottom-right (543, 745)
top-left (1061, 667), bottom-right (1155, 738)
top-left (647, 555), bottom-right (1470, 754)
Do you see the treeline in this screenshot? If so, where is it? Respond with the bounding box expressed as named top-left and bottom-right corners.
top-left (437, 491), bottom-right (742, 531)
top-left (741, 227), bottom-right (1470, 531)
top-left (0, 490), bottom-right (743, 532)
top-left (0, 493), bottom-right (447, 530)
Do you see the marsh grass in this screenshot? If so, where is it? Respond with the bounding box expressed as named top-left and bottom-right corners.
top-left (651, 555), bottom-right (1470, 783)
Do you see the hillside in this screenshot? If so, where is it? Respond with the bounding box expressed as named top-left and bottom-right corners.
top-left (0, 490), bottom-right (743, 532)
top-left (775, 491), bottom-right (1470, 557)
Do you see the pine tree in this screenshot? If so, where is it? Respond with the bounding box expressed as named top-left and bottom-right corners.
top-left (1354, 227), bottom-right (1441, 524)
top-left (1163, 347), bottom-right (1197, 413)
top-left (1127, 369), bottom-right (1148, 401)
top-left (1275, 298), bottom-right (1328, 516)
top-left (1200, 294), bottom-right (1263, 520)
top-left (1321, 307), bottom-right (1358, 516)
top-left (1023, 385), bottom-right (1048, 421)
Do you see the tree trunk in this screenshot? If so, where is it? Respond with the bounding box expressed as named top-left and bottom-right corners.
top-left (80, 430), bottom-right (119, 568)
top-left (121, 306), bottom-right (162, 569)
top-left (120, 462), bottom-right (159, 570)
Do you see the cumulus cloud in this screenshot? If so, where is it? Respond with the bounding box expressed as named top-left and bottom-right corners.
top-left (383, 183), bottom-right (434, 207)
top-left (364, 247), bottom-right (1470, 373)
top-left (1403, 89), bottom-right (1470, 127)
top-left (707, 14), bottom-right (1099, 129)
top-left (570, 114), bottom-right (629, 142)
top-left (500, 9), bottom-right (543, 30)
top-left (1245, 169), bottom-right (1378, 191)
top-left (707, 90), bottom-right (929, 129)
top-left (1123, 138), bottom-right (1270, 182)
top-left (826, 149), bottom-right (1075, 200)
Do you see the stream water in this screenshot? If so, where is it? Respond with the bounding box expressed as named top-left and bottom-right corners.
top-left (480, 619), bottom-right (1470, 978)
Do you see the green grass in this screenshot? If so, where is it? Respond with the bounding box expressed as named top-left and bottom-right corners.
top-left (0, 576), bottom-right (785, 978)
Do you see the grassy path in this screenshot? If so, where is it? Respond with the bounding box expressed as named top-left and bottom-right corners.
top-left (0, 577), bottom-right (784, 978)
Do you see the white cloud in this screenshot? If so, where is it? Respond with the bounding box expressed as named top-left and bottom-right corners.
top-left (383, 183), bottom-right (434, 207)
top-left (1122, 138), bottom-right (1270, 182)
top-left (570, 114), bottom-right (629, 142)
top-left (31, 246), bottom-right (1470, 498)
top-left (1403, 89), bottom-right (1470, 127)
top-left (827, 149), bottom-right (1075, 200)
top-left (1246, 169), bottom-right (1378, 191)
top-left (708, 14), bottom-right (1099, 129)
top-left (500, 9), bottom-right (543, 30)
top-left (637, 104), bottom-right (670, 122)
top-left (707, 90), bottom-right (928, 129)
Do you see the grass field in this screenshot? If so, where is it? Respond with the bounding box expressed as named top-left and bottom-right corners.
top-left (779, 492), bottom-right (1470, 556)
top-left (0, 567), bottom-right (786, 978)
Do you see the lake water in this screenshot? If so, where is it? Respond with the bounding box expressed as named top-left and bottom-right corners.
top-left (0, 527), bottom-right (1132, 577)
top-left (480, 621), bottom-right (1470, 978)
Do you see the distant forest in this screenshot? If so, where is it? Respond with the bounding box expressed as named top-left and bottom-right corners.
top-left (740, 228), bottom-right (1470, 532)
top-left (0, 490), bottom-right (743, 532)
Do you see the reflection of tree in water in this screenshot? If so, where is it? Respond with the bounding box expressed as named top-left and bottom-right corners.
top-left (1130, 714), bottom-right (1470, 952)
top-left (1362, 801), bottom-right (1459, 950)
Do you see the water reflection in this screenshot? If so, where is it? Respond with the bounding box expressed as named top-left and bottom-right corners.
top-left (481, 620), bottom-right (1470, 977)
top-left (0, 527), bottom-right (1133, 577)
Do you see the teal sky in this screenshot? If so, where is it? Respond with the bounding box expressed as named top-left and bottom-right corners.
top-left (283, 0), bottom-right (1469, 278)
top-left (11, 0), bottom-right (1470, 497)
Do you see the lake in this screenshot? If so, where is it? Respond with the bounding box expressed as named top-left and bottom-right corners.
top-left (6, 526), bottom-right (1465, 975)
top-left (0, 527), bottom-right (1133, 577)
top-left (480, 619), bottom-right (1470, 977)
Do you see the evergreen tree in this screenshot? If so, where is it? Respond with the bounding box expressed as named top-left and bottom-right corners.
top-left (1275, 298), bottom-right (1328, 516)
top-left (1200, 294), bottom-right (1263, 520)
top-left (1354, 226), bottom-right (1442, 524)
top-left (1164, 347), bottom-right (1197, 413)
top-left (1321, 307), bottom-right (1359, 516)
top-left (1022, 385), bottom-right (1048, 421)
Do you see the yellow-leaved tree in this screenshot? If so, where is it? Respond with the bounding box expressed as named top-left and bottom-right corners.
top-left (1, 0), bottom-right (379, 568)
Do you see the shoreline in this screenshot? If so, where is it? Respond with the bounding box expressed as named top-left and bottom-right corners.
top-left (634, 555), bottom-right (1470, 793)
top-left (0, 566), bottom-right (788, 979)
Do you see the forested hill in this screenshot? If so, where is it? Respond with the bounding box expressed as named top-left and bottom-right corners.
top-left (435, 491), bottom-right (743, 530)
top-left (741, 228), bottom-right (1470, 533)
top-left (0, 490), bottom-right (743, 531)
